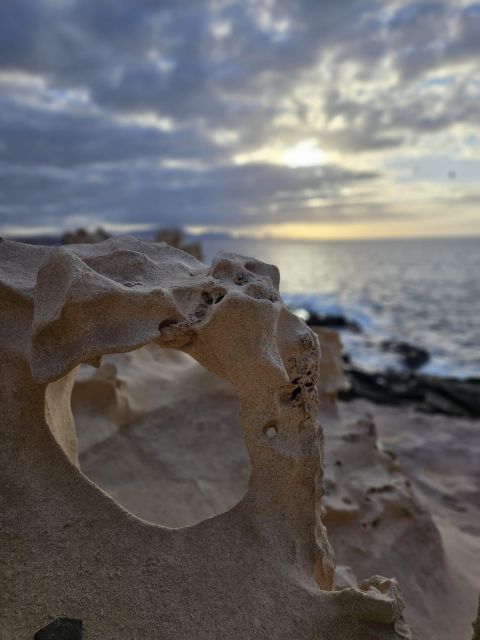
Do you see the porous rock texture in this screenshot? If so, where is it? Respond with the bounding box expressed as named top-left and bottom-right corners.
top-left (0, 236), bottom-right (408, 639)
top-left (74, 327), bottom-right (479, 638)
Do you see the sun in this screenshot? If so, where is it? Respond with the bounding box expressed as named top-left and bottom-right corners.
top-left (282, 139), bottom-right (327, 167)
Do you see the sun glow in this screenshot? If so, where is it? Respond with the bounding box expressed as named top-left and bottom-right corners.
top-left (282, 139), bottom-right (327, 167)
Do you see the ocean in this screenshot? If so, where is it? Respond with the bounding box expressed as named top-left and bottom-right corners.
top-left (202, 236), bottom-right (480, 379)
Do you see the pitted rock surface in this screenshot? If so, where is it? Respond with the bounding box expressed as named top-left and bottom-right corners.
top-left (0, 236), bottom-right (408, 639)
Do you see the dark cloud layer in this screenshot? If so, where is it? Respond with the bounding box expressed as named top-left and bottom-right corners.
top-left (0, 0), bottom-right (479, 234)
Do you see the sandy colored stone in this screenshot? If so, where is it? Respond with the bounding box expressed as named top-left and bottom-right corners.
top-left (0, 236), bottom-right (409, 639)
top-left (312, 326), bottom-right (349, 401)
top-left (74, 317), bottom-right (480, 639)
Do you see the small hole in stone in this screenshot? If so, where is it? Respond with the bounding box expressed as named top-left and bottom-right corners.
top-left (234, 271), bottom-right (249, 285)
top-left (263, 423), bottom-right (278, 439)
top-left (290, 386), bottom-right (301, 401)
top-left (201, 291), bottom-right (214, 305)
top-left (158, 318), bottom-right (177, 332)
top-left (334, 459), bottom-right (342, 467)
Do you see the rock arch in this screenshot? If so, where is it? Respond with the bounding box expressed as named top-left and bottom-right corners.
top-left (0, 236), bottom-right (408, 639)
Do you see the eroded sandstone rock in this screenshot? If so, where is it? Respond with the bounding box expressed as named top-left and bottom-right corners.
top-left (70, 277), bottom-right (479, 640)
top-left (0, 236), bottom-right (407, 639)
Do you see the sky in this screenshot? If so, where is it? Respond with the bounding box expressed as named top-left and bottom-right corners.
top-left (0, 0), bottom-right (479, 240)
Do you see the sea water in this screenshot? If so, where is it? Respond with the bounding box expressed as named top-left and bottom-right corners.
top-left (202, 236), bottom-right (480, 379)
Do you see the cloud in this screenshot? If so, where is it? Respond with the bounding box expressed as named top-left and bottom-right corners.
top-left (0, 148), bottom-right (378, 232)
top-left (0, 92), bottom-right (222, 168)
top-left (0, 0), bottom-right (479, 236)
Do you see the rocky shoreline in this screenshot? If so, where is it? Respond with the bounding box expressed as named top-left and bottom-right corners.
top-left (304, 310), bottom-right (480, 419)
top-left (341, 366), bottom-right (480, 418)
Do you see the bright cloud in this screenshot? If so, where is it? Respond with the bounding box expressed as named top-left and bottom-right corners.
top-left (0, 0), bottom-right (479, 238)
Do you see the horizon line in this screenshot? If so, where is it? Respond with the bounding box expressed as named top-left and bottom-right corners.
top-left (2, 226), bottom-right (480, 244)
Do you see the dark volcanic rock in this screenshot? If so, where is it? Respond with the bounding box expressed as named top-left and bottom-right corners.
top-left (34, 618), bottom-right (82, 640)
top-left (307, 312), bottom-right (362, 333)
top-left (380, 339), bottom-right (430, 370)
top-left (155, 227), bottom-right (203, 261)
top-left (472, 597), bottom-right (480, 640)
top-left (341, 366), bottom-right (480, 418)
top-left (62, 227), bottom-right (110, 245)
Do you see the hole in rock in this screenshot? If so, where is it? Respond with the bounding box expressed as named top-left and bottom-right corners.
top-left (290, 386), bottom-right (302, 401)
top-left (68, 344), bottom-right (251, 528)
top-left (158, 318), bottom-right (178, 332)
top-left (201, 291), bottom-right (214, 305)
top-left (263, 422), bottom-right (278, 439)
